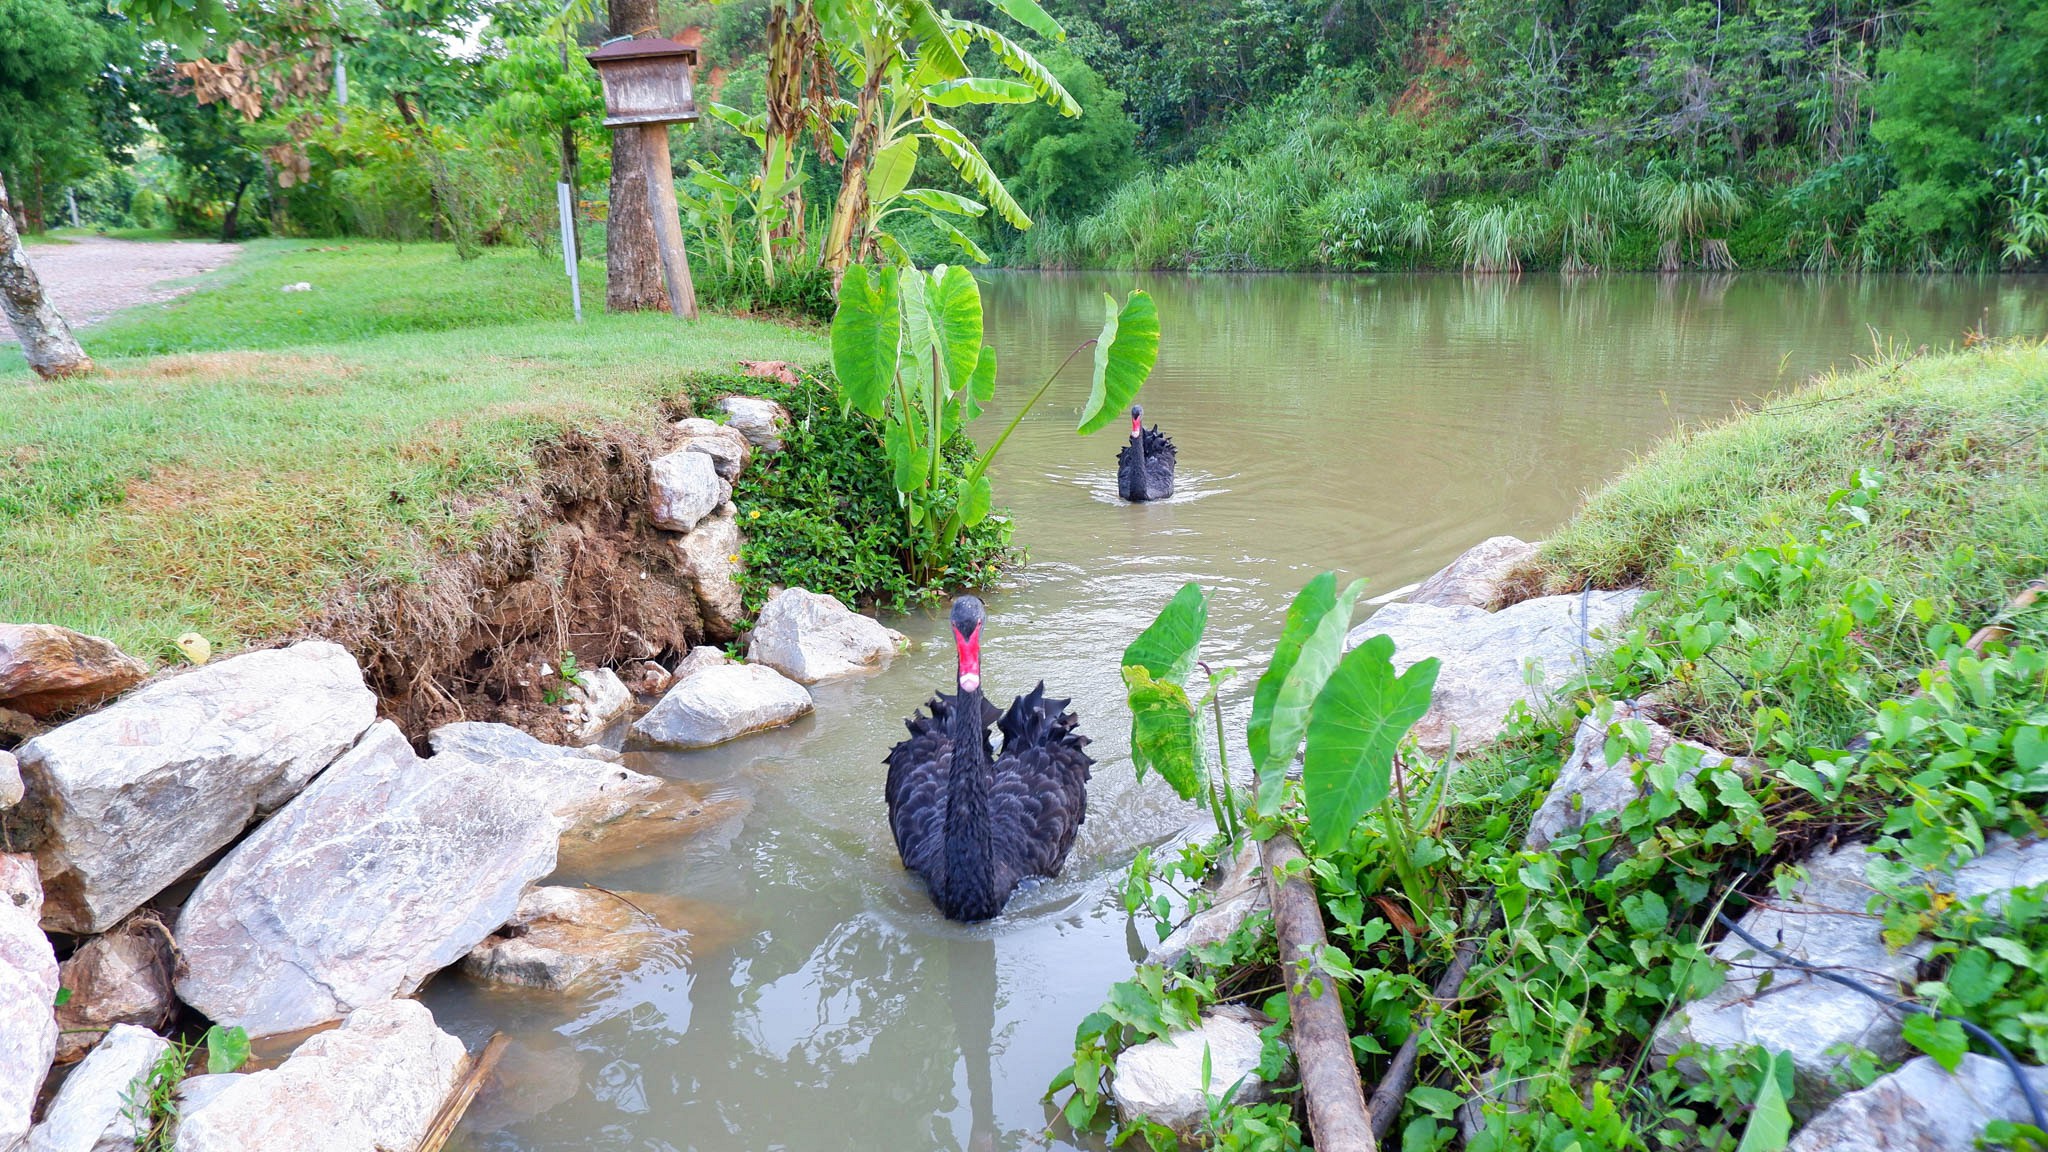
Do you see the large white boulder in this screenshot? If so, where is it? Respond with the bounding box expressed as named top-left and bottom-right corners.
top-left (714, 394), bottom-right (789, 450)
top-left (0, 624), bottom-right (145, 719)
top-left (174, 721), bottom-right (561, 1036)
top-left (673, 418), bottom-right (753, 482)
top-left (1786, 1054), bottom-right (2048, 1151)
top-left (53, 911), bottom-right (177, 1063)
top-left (674, 512), bottom-right (745, 637)
top-left (630, 662), bottom-right (812, 750)
top-left (1653, 843), bottom-right (1921, 1104)
top-left (1526, 703), bottom-right (1750, 850)
top-left (745, 588), bottom-right (906, 685)
top-left (562, 667), bottom-right (632, 744)
top-left (427, 720), bottom-right (610, 764)
top-left (26, 1023), bottom-right (168, 1152)
top-left (648, 449), bottom-right (729, 534)
top-left (173, 1000), bottom-right (467, 1152)
top-left (1344, 590), bottom-right (1640, 755)
top-left (1410, 536), bottom-right (1541, 609)
top-left (1, 853), bottom-right (57, 1150)
top-left (15, 641), bottom-right (378, 934)
top-left (1112, 1006), bottom-right (1280, 1135)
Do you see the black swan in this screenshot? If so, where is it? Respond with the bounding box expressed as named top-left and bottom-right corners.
top-left (884, 596), bottom-right (1092, 921)
top-left (1117, 404), bottom-right (1176, 502)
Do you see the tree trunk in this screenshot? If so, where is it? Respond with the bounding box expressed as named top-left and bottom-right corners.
top-left (604, 0), bottom-right (668, 312)
top-left (822, 63), bottom-right (888, 273)
top-left (0, 175), bottom-right (93, 378)
top-left (1263, 834), bottom-right (1377, 1152)
top-left (394, 92), bottom-right (477, 260)
top-left (221, 177), bottom-right (250, 243)
top-left (764, 2), bottom-right (823, 261)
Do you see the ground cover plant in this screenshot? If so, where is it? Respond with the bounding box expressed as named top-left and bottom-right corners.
top-left (1048, 338), bottom-right (2048, 1150)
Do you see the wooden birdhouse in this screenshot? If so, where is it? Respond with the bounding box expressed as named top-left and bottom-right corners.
top-left (586, 38), bottom-right (700, 128)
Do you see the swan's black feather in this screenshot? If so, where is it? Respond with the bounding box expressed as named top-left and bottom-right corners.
top-left (1117, 425), bottom-right (1177, 501)
top-left (989, 683), bottom-right (1093, 891)
top-left (884, 691), bottom-right (996, 887)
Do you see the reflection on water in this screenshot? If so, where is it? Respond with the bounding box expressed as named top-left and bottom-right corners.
top-left (422, 272), bottom-right (2047, 1151)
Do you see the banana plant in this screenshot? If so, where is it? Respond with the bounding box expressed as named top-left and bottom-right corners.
top-left (830, 263), bottom-right (1157, 577)
top-left (699, 106), bottom-right (811, 284)
top-left (817, 0), bottom-right (1078, 270)
top-left (678, 165), bottom-right (743, 277)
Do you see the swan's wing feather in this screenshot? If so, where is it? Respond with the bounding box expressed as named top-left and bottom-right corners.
top-left (989, 683), bottom-right (1092, 889)
top-left (1143, 426), bottom-right (1177, 474)
top-left (885, 694), bottom-right (955, 883)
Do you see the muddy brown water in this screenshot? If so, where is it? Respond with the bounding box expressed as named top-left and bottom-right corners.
top-left (422, 273), bottom-right (2048, 1151)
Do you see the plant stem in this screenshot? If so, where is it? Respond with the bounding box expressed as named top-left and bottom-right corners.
top-left (937, 337), bottom-right (1097, 548)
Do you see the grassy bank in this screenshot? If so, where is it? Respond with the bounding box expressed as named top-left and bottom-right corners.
top-left (0, 240), bottom-right (823, 665)
top-left (1056, 339), bottom-right (2048, 1149)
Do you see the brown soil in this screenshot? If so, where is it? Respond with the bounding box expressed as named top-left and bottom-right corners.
top-left (309, 423), bottom-right (722, 746)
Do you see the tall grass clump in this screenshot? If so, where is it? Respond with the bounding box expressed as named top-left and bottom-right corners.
top-left (1446, 201), bottom-right (1548, 274)
top-left (1641, 172), bottom-right (1748, 271)
top-left (1312, 175), bottom-right (1434, 269)
top-left (1542, 164), bottom-right (1635, 273)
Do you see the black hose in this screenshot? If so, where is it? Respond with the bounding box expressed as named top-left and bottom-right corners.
top-left (1712, 910), bottom-right (2048, 1132)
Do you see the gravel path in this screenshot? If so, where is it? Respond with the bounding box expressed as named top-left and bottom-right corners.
top-left (2, 237), bottom-right (241, 341)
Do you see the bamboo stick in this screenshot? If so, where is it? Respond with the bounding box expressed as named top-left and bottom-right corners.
top-left (1263, 833), bottom-right (1376, 1152)
top-left (415, 1031), bottom-right (509, 1152)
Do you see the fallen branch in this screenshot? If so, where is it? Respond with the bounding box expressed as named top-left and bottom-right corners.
top-left (1367, 902), bottom-right (1492, 1143)
top-left (1263, 833), bottom-right (1376, 1152)
top-left (415, 1031), bottom-right (508, 1152)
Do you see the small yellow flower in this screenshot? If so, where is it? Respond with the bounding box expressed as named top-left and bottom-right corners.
top-left (748, 509), bottom-right (760, 520)
top-left (727, 554), bottom-right (741, 563)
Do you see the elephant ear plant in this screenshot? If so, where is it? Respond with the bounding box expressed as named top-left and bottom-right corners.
top-left (830, 263), bottom-right (1158, 580)
top-left (1121, 574), bottom-right (1441, 850)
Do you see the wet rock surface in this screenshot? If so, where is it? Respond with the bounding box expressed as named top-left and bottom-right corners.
top-left (746, 589), bottom-right (906, 685)
top-left (1, 853), bottom-right (57, 1150)
top-left (648, 449), bottom-right (729, 534)
top-left (173, 999), bottom-right (467, 1152)
top-left (174, 721), bottom-right (560, 1036)
top-left (1786, 1054), bottom-right (2048, 1151)
top-left (630, 662), bottom-right (812, 750)
top-left (1112, 1005), bottom-right (1280, 1135)
top-left (1409, 535), bottom-right (1541, 609)
top-left (428, 720), bottom-right (611, 764)
top-left (1346, 590), bottom-right (1640, 754)
top-left (53, 911), bottom-right (177, 1063)
top-left (26, 1023), bottom-right (167, 1152)
top-left (0, 624), bottom-right (146, 719)
top-left (15, 641), bottom-right (378, 934)
top-left (462, 886), bottom-right (685, 992)
top-left (1653, 843), bottom-right (1918, 1104)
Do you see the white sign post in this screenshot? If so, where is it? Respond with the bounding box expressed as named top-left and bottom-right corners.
top-left (557, 181), bottom-right (583, 324)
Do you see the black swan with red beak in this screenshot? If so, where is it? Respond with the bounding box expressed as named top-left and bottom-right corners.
top-left (884, 596), bottom-right (1093, 921)
top-left (1117, 404), bottom-right (1176, 502)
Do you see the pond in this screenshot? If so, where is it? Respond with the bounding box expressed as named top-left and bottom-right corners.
top-left (423, 272), bottom-right (2048, 1151)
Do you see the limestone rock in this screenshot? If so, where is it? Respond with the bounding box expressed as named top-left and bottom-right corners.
top-left (26, 1023), bottom-right (168, 1152)
top-left (0, 624), bottom-right (146, 719)
top-left (648, 449), bottom-right (729, 534)
top-left (174, 721), bottom-right (560, 1036)
top-left (53, 912), bottom-right (177, 1063)
top-left (172, 1000), bottom-right (467, 1152)
top-left (1112, 1005), bottom-right (1280, 1135)
top-left (0, 749), bottom-right (18, 810)
top-left (1345, 590), bottom-right (1641, 755)
top-left (562, 667), bottom-right (632, 744)
top-left (1786, 1054), bottom-right (2048, 1152)
top-left (674, 645), bottom-right (730, 681)
top-left (171, 1074), bottom-right (242, 1120)
top-left (1944, 834), bottom-right (2048, 913)
top-left (489, 750), bottom-right (662, 832)
top-left (428, 720), bottom-right (610, 764)
top-left (1411, 536), bottom-right (1541, 610)
top-left (1148, 842), bottom-right (1270, 969)
top-left (1, 853), bottom-right (57, 1150)
top-left (462, 886), bottom-right (681, 992)
top-left (1526, 703), bottom-right (1750, 850)
top-left (15, 640), bottom-right (378, 934)
top-left (674, 512), bottom-right (745, 638)
top-left (673, 418), bottom-right (753, 482)
top-left (746, 588), bottom-right (906, 685)
top-left (630, 662), bottom-right (812, 750)
top-left (620, 660), bottom-right (674, 698)
top-left (714, 394), bottom-right (789, 451)
top-left (1653, 843), bottom-right (1919, 1105)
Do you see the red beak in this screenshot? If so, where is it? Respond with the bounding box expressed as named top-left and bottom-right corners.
top-left (1131, 414), bottom-right (1142, 436)
top-left (954, 626), bottom-right (981, 693)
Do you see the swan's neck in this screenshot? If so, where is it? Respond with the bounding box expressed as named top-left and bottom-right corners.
top-left (943, 688), bottom-right (994, 910)
top-left (1131, 430), bottom-right (1146, 468)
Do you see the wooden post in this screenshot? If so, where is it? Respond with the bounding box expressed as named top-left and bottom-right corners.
top-left (1264, 833), bottom-right (1376, 1152)
top-left (639, 123), bottom-right (697, 321)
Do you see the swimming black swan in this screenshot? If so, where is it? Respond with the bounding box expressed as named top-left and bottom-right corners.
top-left (1117, 404), bottom-right (1176, 501)
top-left (884, 596), bottom-right (1092, 921)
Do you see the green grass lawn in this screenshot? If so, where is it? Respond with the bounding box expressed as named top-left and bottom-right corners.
top-left (1, 240), bottom-right (823, 664)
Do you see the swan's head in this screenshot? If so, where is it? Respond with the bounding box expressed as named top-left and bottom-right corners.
top-left (951, 595), bottom-right (984, 693)
top-left (1130, 404), bottom-right (1143, 437)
